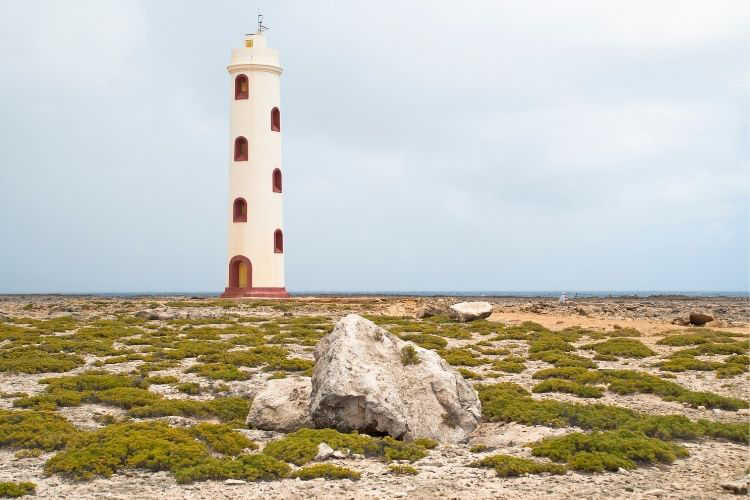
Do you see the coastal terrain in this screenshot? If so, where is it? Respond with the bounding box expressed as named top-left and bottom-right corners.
top-left (0, 294), bottom-right (746, 499)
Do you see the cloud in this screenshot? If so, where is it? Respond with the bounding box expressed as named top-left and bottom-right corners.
top-left (0, 0), bottom-right (747, 293)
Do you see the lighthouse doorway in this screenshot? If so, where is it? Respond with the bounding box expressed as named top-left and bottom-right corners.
top-left (228, 256), bottom-right (252, 290)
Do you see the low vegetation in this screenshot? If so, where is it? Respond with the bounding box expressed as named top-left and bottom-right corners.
top-left (292, 464), bottom-right (361, 480)
top-left (400, 345), bottom-right (420, 365)
top-left (470, 454), bottom-right (566, 477)
top-left (388, 464), bottom-right (418, 475)
top-left (0, 482), bottom-right (36, 498)
top-left (530, 367), bottom-right (748, 410)
top-left (530, 430), bottom-right (688, 472)
top-left (44, 421), bottom-right (285, 484)
top-left (262, 428), bottom-right (433, 465)
top-left (581, 338), bottom-right (656, 359)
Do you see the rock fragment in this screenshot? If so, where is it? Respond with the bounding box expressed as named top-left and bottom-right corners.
top-left (246, 377), bottom-right (312, 432)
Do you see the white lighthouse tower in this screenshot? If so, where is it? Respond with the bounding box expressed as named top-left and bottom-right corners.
top-left (222, 18), bottom-right (288, 298)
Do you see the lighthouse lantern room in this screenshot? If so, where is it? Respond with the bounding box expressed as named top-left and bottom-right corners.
top-left (221, 18), bottom-right (288, 298)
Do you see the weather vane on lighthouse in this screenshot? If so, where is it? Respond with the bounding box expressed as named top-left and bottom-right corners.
top-left (257, 12), bottom-right (269, 34)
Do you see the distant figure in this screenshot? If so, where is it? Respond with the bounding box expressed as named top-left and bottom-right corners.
top-left (559, 292), bottom-right (568, 304)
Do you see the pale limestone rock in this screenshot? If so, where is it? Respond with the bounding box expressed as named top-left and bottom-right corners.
top-left (310, 314), bottom-right (481, 443)
top-left (315, 442), bottom-right (334, 461)
top-left (246, 377), bottom-right (312, 432)
top-left (449, 301), bottom-right (493, 322)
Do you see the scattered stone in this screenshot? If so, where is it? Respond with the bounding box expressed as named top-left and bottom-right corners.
top-left (643, 488), bottom-right (665, 496)
top-left (224, 479), bottom-right (246, 485)
top-left (310, 314), bottom-right (481, 442)
top-left (671, 317), bottom-right (690, 326)
top-left (314, 442), bottom-right (334, 461)
top-left (246, 377), bottom-right (312, 432)
top-left (721, 477), bottom-right (749, 495)
top-left (689, 312), bottom-right (714, 326)
top-left (448, 302), bottom-right (493, 322)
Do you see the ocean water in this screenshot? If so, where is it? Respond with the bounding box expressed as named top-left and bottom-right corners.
top-left (18, 290), bottom-right (747, 298)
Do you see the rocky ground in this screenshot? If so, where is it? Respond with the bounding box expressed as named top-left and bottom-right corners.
top-left (0, 294), bottom-right (746, 499)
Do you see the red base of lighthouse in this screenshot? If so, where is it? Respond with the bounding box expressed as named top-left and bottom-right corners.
top-left (220, 287), bottom-right (289, 298)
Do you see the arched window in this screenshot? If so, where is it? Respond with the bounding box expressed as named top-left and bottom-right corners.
top-left (274, 229), bottom-right (283, 253)
top-left (234, 137), bottom-right (248, 161)
top-left (272, 168), bottom-right (282, 193)
top-left (234, 74), bottom-right (249, 100)
top-left (233, 198), bottom-right (247, 222)
top-left (271, 107), bottom-right (281, 132)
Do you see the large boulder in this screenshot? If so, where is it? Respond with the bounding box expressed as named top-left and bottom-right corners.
top-left (246, 377), bottom-right (312, 432)
top-left (310, 314), bottom-right (481, 443)
top-left (449, 301), bottom-right (493, 322)
top-left (689, 312), bottom-right (714, 326)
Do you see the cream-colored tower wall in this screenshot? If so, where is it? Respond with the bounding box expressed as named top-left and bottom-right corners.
top-left (226, 33), bottom-right (285, 290)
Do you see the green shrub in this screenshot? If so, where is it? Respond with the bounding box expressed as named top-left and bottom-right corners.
top-left (172, 454), bottom-right (290, 483)
top-left (40, 371), bottom-right (147, 392)
top-left (532, 379), bottom-right (604, 398)
top-left (0, 410), bottom-right (78, 451)
top-left (399, 334), bottom-right (447, 350)
top-left (412, 437), bottom-right (438, 449)
top-left (492, 355), bottom-right (526, 374)
top-left (145, 375), bottom-right (179, 384)
top-left (438, 348), bottom-right (488, 366)
top-left (177, 382), bottom-right (203, 395)
top-left (669, 342), bottom-right (748, 357)
top-left (470, 454), bottom-right (566, 477)
top-left (186, 363), bottom-right (251, 381)
top-left (92, 387), bottom-right (161, 409)
top-left (262, 428), bottom-right (431, 466)
top-left (604, 327), bottom-right (642, 338)
top-left (292, 464), bottom-right (360, 480)
top-left (400, 345), bottom-right (420, 365)
top-left (44, 421), bottom-right (286, 483)
top-left (128, 397), bottom-right (250, 424)
top-left (0, 348), bottom-right (84, 374)
top-left (529, 351), bottom-right (596, 368)
top-left (14, 448), bottom-right (43, 459)
top-left (657, 329), bottom-right (744, 346)
top-left (717, 363), bottom-right (747, 379)
top-left (530, 430), bottom-right (688, 471)
top-left (458, 368), bottom-right (482, 379)
top-left (0, 482), bottom-right (36, 497)
top-left (529, 337), bottom-right (574, 354)
top-left (531, 368), bottom-right (748, 411)
top-left (189, 423), bottom-right (257, 455)
top-left (477, 382), bottom-right (748, 443)
top-left (581, 339), bottom-right (655, 359)
top-left (658, 357), bottom-right (720, 372)
top-left (388, 464), bottom-right (418, 475)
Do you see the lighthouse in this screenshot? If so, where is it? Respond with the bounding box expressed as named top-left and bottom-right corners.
top-left (221, 19), bottom-right (288, 298)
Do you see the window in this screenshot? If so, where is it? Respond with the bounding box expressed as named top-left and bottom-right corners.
top-left (272, 168), bottom-right (282, 193)
top-left (235, 74), bottom-right (249, 100)
top-left (233, 198), bottom-right (247, 222)
top-left (234, 137), bottom-right (248, 161)
top-left (271, 107), bottom-right (280, 132)
top-left (274, 229), bottom-right (283, 253)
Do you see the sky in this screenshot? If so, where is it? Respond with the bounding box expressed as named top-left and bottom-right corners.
top-left (0, 0), bottom-right (748, 294)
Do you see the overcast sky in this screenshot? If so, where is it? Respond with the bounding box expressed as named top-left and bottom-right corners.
top-left (0, 0), bottom-right (748, 294)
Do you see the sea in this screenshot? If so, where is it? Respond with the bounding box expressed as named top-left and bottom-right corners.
top-left (11, 291), bottom-right (747, 298)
